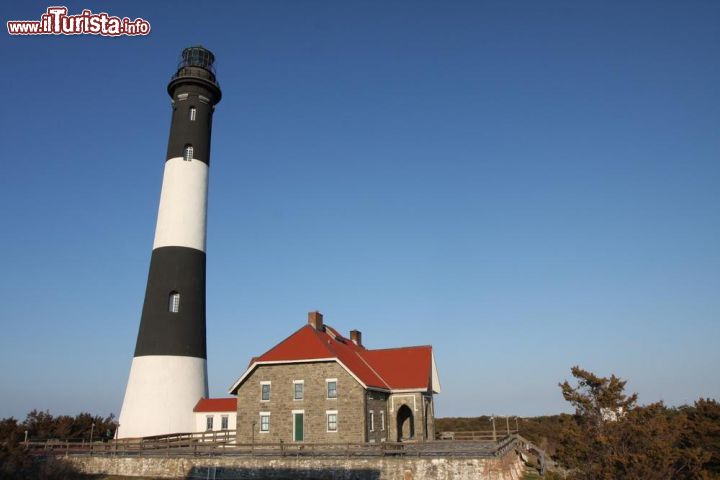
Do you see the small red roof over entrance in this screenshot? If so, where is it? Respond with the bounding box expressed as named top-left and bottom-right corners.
top-left (193, 398), bottom-right (236, 413)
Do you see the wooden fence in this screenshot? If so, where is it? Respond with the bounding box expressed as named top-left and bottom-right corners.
top-left (23, 429), bottom-right (518, 459)
top-left (435, 429), bottom-right (519, 441)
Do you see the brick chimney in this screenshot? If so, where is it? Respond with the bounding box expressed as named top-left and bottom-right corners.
top-left (350, 329), bottom-right (362, 346)
top-left (308, 311), bottom-right (324, 331)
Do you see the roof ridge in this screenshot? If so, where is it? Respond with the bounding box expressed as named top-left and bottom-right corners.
top-left (354, 350), bottom-right (391, 390)
top-left (253, 324), bottom-right (309, 358)
top-left (323, 324), bottom-right (352, 344)
top-left (317, 324), bottom-right (346, 356)
top-left (366, 345), bottom-right (432, 352)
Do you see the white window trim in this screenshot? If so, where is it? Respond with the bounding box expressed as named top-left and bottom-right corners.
top-left (326, 410), bottom-right (338, 433)
top-left (205, 415), bottom-right (214, 431)
top-left (369, 410), bottom-right (375, 432)
top-left (381, 410), bottom-right (385, 431)
top-left (326, 378), bottom-right (338, 400)
top-left (293, 380), bottom-right (304, 401)
top-left (221, 415), bottom-right (229, 430)
top-left (260, 381), bottom-right (271, 402)
top-left (259, 412), bottom-right (270, 433)
top-left (189, 106), bottom-right (196, 121)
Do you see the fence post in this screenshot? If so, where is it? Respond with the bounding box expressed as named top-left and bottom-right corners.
top-left (492, 416), bottom-right (497, 442)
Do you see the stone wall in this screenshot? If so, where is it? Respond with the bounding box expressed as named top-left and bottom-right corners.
top-left (366, 391), bottom-right (389, 443)
top-left (235, 361), bottom-right (367, 444)
top-left (69, 451), bottom-right (525, 480)
top-left (388, 392), bottom-right (436, 443)
top-left (423, 394), bottom-right (436, 441)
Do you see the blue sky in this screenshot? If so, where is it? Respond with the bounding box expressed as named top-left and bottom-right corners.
top-left (1, 0), bottom-right (718, 420)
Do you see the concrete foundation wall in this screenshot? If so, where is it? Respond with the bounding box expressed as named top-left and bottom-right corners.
top-left (68, 452), bottom-right (525, 480)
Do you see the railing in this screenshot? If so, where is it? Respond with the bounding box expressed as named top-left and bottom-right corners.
top-left (23, 432), bottom-right (518, 459)
top-left (435, 429), bottom-right (519, 441)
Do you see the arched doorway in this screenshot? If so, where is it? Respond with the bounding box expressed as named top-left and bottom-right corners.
top-left (396, 404), bottom-right (414, 442)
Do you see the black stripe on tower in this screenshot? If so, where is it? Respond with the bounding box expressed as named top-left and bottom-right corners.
top-left (134, 247), bottom-right (207, 358)
top-left (166, 87), bottom-right (215, 165)
top-left (165, 47), bottom-right (222, 165)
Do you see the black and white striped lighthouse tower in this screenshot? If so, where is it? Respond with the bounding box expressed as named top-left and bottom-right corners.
top-left (119, 46), bottom-right (222, 438)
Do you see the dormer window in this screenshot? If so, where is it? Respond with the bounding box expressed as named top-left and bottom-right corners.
top-left (183, 144), bottom-right (193, 161)
top-left (169, 291), bottom-right (180, 313)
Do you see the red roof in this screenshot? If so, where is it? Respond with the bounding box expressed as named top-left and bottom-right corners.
top-left (193, 398), bottom-right (236, 412)
top-left (230, 323), bottom-right (439, 394)
top-left (362, 346), bottom-right (433, 390)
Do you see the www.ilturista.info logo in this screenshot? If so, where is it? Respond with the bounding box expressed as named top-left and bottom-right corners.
top-left (7, 6), bottom-right (150, 36)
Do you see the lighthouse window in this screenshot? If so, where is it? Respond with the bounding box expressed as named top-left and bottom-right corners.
top-left (183, 144), bottom-right (193, 161)
top-left (189, 107), bottom-right (196, 121)
top-left (169, 292), bottom-right (180, 313)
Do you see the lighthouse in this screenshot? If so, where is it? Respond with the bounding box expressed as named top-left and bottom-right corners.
top-left (118, 46), bottom-right (222, 438)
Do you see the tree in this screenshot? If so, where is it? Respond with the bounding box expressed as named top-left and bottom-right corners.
top-left (556, 366), bottom-right (708, 480)
top-left (682, 398), bottom-right (720, 478)
top-left (559, 366), bottom-right (637, 427)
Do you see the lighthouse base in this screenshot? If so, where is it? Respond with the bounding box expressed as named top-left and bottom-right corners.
top-left (118, 355), bottom-right (208, 438)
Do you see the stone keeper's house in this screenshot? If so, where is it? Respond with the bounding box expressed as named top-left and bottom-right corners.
top-left (229, 311), bottom-right (441, 444)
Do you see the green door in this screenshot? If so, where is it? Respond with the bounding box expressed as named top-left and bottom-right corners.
top-left (294, 413), bottom-right (304, 441)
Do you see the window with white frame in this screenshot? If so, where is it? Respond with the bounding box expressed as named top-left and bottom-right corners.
top-left (259, 412), bottom-right (270, 432)
top-left (381, 410), bottom-right (385, 431)
top-left (293, 380), bottom-right (304, 400)
top-left (206, 415), bottom-right (213, 431)
top-left (369, 410), bottom-right (375, 432)
top-left (189, 107), bottom-right (196, 121)
top-left (326, 379), bottom-right (337, 399)
top-left (221, 415), bottom-right (228, 430)
top-left (183, 144), bottom-right (193, 161)
top-left (168, 291), bottom-right (180, 313)
top-left (261, 381), bottom-right (271, 401)
top-left (326, 410), bottom-right (338, 432)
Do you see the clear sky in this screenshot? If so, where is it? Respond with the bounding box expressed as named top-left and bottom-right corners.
top-left (1, 0), bottom-right (718, 420)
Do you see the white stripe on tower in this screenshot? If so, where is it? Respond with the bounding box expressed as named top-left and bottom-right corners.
top-left (118, 357), bottom-right (208, 438)
top-left (153, 157), bottom-right (209, 252)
